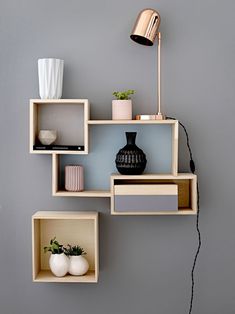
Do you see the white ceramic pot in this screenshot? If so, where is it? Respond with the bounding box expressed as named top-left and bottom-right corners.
top-left (38, 58), bottom-right (64, 99)
top-left (38, 130), bottom-right (57, 145)
top-left (68, 256), bottom-right (89, 276)
top-left (112, 100), bottom-right (132, 120)
top-left (49, 253), bottom-right (69, 277)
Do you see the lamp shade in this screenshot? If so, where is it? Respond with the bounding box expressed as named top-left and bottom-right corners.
top-left (130, 9), bottom-right (161, 46)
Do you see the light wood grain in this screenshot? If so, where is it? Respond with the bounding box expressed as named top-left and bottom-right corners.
top-left (32, 211), bottom-right (99, 283)
top-left (32, 211), bottom-right (98, 219)
top-left (111, 210), bottom-right (196, 216)
top-left (54, 190), bottom-right (111, 197)
top-left (31, 99), bottom-right (90, 104)
top-left (52, 154), bottom-right (59, 195)
top-left (88, 120), bottom-right (177, 125)
top-left (111, 173), bottom-right (197, 215)
top-left (114, 184), bottom-right (178, 195)
top-left (52, 154), bottom-right (111, 197)
top-left (29, 99), bottom-right (90, 155)
top-left (34, 270), bottom-right (97, 283)
top-left (111, 173), bottom-right (196, 179)
top-left (172, 121), bottom-right (178, 175)
top-left (29, 100), bottom-right (38, 153)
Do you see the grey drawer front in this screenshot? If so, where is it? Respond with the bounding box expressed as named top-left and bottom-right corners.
top-left (114, 195), bottom-right (178, 212)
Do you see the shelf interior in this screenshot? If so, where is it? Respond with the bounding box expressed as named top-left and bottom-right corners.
top-left (56, 124), bottom-right (172, 191)
top-left (113, 178), bottom-right (192, 210)
top-left (34, 102), bottom-right (85, 146)
top-left (33, 217), bottom-right (97, 282)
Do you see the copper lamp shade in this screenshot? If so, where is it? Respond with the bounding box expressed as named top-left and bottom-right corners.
top-left (130, 8), bottom-right (164, 120)
top-left (130, 9), bottom-right (161, 46)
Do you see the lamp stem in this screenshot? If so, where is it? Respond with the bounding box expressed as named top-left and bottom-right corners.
top-left (157, 32), bottom-right (163, 118)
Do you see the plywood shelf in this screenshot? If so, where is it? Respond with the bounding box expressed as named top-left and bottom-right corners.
top-left (111, 173), bottom-right (197, 215)
top-left (111, 210), bottom-right (196, 216)
top-left (34, 270), bottom-right (97, 283)
top-left (54, 190), bottom-right (111, 198)
top-left (29, 99), bottom-right (198, 216)
top-left (32, 211), bottom-right (99, 283)
top-left (29, 99), bottom-right (89, 154)
top-left (88, 120), bottom-right (177, 125)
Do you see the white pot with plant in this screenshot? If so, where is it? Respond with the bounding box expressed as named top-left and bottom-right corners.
top-left (112, 90), bottom-right (135, 120)
top-left (44, 237), bottom-right (69, 277)
top-left (64, 245), bottom-right (89, 276)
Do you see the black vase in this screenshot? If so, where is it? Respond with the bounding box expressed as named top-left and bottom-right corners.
top-left (115, 132), bottom-right (147, 175)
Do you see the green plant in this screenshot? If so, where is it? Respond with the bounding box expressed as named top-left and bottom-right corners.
top-left (64, 244), bottom-right (87, 256)
top-left (113, 89), bottom-right (135, 100)
top-left (44, 237), bottom-right (64, 254)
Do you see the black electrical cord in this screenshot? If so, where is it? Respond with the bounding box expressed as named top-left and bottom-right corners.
top-left (166, 116), bottom-right (201, 314)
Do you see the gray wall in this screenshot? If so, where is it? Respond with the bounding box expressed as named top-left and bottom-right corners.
top-left (0, 0), bottom-right (235, 313)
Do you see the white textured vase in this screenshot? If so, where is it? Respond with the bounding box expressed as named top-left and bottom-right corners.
top-left (38, 58), bottom-right (64, 99)
top-left (112, 100), bottom-right (132, 120)
top-left (49, 253), bottom-right (69, 277)
top-left (68, 255), bottom-right (89, 276)
top-left (38, 130), bottom-right (57, 145)
top-left (65, 165), bottom-right (84, 192)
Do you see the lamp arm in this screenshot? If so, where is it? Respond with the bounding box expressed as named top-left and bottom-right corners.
top-left (157, 32), bottom-right (162, 116)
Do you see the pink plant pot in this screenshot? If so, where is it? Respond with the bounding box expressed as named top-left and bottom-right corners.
top-left (65, 165), bottom-right (84, 192)
top-left (112, 100), bottom-right (132, 120)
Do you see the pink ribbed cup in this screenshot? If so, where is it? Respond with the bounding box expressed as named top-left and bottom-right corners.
top-left (65, 166), bottom-right (84, 192)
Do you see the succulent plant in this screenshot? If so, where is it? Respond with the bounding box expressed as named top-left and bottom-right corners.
top-left (64, 244), bottom-right (87, 256)
top-left (113, 89), bottom-right (135, 100)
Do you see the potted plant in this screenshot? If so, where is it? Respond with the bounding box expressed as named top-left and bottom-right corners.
top-left (44, 237), bottom-right (69, 277)
top-left (64, 244), bottom-right (89, 276)
top-left (112, 89), bottom-right (135, 120)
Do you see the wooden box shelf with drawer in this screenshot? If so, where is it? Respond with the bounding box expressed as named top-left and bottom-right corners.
top-left (111, 173), bottom-right (197, 215)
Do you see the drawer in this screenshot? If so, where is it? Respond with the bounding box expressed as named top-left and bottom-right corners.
top-left (114, 184), bottom-right (178, 212)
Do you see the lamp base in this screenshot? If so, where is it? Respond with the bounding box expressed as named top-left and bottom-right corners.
top-left (135, 113), bottom-right (165, 120)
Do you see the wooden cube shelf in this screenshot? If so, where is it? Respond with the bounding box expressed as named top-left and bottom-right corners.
top-left (52, 154), bottom-right (111, 197)
top-left (88, 119), bottom-right (178, 176)
top-left (29, 99), bottom-right (89, 154)
top-left (111, 173), bottom-right (197, 215)
top-left (32, 211), bottom-right (99, 283)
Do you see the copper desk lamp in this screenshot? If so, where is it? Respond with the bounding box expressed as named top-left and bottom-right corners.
top-left (130, 8), bottom-right (164, 120)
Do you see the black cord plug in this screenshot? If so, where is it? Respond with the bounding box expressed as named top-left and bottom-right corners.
top-left (166, 116), bottom-right (201, 314)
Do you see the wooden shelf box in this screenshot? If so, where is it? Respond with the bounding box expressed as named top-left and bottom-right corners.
top-left (111, 174), bottom-right (197, 215)
top-left (88, 119), bottom-right (179, 176)
top-left (32, 211), bottom-right (99, 283)
top-left (52, 154), bottom-right (111, 197)
top-left (29, 99), bottom-right (89, 154)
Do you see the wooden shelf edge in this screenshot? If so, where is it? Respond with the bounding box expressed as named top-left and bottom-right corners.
top-left (30, 99), bottom-right (89, 104)
top-left (32, 211), bottom-right (98, 219)
top-left (54, 190), bottom-right (111, 198)
top-left (31, 150), bottom-right (88, 155)
top-left (33, 270), bottom-right (98, 283)
top-left (111, 210), bottom-right (197, 216)
top-left (111, 173), bottom-right (196, 179)
top-left (88, 120), bottom-right (177, 125)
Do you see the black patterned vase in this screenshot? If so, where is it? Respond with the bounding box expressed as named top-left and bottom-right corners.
top-left (115, 132), bottom-right (147, 175)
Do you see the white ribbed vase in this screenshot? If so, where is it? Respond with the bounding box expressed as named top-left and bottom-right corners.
top-left (38, 58), bottom-right (64, 99)
top-left (65, 165), bottom-right (84, 192)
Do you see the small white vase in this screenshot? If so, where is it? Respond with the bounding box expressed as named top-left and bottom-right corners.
top-left (38, 58), bottom-right (64, 99)
top-left (38, 130), bottom-right (57, 145)
top-left (49, 253), bottom-right (69, 277)
top-left (68, 256), bottom-right (89, 276)
top-left (112, 100), bottom-right (132, 120)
